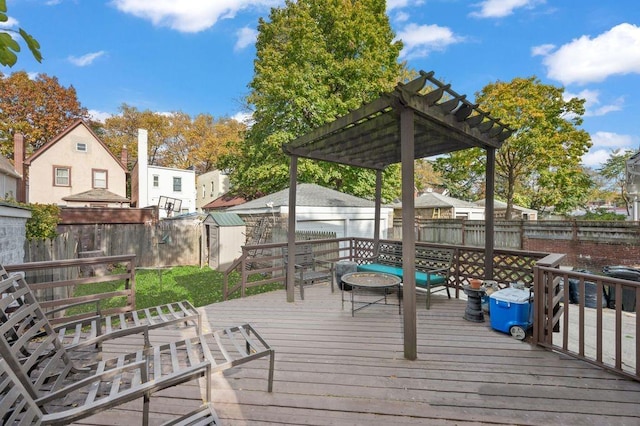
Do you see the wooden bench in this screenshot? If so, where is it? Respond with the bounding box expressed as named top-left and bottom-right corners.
top-left (356, 242), bottom-right (454, 309)
top-left (282, 244), bottom-right (333, 300)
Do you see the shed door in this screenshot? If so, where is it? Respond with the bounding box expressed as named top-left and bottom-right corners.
top-left (208, 225), bottom-right (219, 268)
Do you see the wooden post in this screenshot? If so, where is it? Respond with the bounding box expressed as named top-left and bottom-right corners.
top-left (401, 107), bottom-right (417, 360)
top-left (485, 147), bottom-right (495, 280)
top-left (374, 169), bottom-right (382, 247)
top-left (287, 156), bottom-right (298, 303)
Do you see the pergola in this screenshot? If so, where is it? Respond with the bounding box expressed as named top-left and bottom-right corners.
top-left (282, 70), bottom-right (512, 359)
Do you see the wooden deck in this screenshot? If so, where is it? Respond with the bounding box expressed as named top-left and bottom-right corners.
top-left (81, 283), bottom-right (640, 425)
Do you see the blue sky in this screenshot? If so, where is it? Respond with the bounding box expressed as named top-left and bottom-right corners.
top-left (3, 0), bottom-right (640, 168)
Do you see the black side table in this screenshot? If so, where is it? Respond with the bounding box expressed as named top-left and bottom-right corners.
top-left (463, 286), bottom-right (486, 322)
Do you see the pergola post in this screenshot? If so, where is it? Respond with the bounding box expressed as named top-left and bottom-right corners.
top-left (374, 170), bottom-right (382, 246)
top-left (286, 156), bottom-right (298, 303)
top-left (485, 147), bottom-right (496, 279)
top-left (400, 107), bottom-right (417, 360)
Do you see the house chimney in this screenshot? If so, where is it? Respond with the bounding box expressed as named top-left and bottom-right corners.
top-left (138, 129), bottom-right (149, 208)
top-left (121, 145), bottom-right (128, 168)
top-left (13, 133), bottom-right (26, 202)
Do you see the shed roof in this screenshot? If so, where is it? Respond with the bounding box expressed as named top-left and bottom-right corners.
top-left (205, 212), bottom-right (245, 227)
top-left (283, 70), bottom-right (511, 170)
top-left (0, 156), bottom-right (21, 179)
top-left (394, 192), bottom-right (478, 209)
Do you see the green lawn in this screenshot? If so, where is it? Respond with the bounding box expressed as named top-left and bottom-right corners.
top-left (71, 266), bottom-right (282, 312)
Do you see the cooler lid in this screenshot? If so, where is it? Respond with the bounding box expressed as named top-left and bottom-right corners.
top-left (489, 287), bottom-right (531, 303)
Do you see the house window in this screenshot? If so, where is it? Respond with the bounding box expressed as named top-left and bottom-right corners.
top-left (202, 184), bottom-right (205, 199)
top-left (173, 177), bottom-right (182, 192)
top-left (54, 166), bottom-right (70, 186)
top-left (153, 175), bottom-right (159, 187)
top-left (76, 142), bottom-right (87, 152)
top-left (93, 169), bottom-right (107, 189)
top-left (210, 181), bottom-right (215, 196)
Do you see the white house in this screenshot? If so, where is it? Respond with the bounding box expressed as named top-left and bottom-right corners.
top-left (196, 170), bottom-right (230, 212)
top-left (131, 129), bottom-right (196, 218)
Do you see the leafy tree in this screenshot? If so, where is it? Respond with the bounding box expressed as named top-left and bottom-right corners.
top-left (102, 104), bottom-right (243, 174)
top-left (415, 158), bottom-right (442, 193)
top-left (599, 149), bottom-right (635, 215)
top-left (434, 77), bottom-right (592, 217)
top-left (0, 71), bottom-right (89, 158)
top-left (0, 0), bottom-right (42, 67)
top-left (222, 0), bottom-right (403, 201)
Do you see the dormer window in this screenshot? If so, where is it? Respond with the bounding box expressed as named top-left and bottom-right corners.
top-left (76, 142), bottom-right (87, 152)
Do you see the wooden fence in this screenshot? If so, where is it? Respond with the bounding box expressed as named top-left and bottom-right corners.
top-left (24, 222), bottom-right (201, 267)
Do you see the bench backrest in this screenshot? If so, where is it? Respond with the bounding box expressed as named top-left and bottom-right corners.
top-left (282, 244), bottom-right (316, 270)
top-left (373, 242), bottom-right (454, 275)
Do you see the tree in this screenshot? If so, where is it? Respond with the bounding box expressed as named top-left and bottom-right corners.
top-left (0, 71), bottom-right (88, 158)
top-left (222, 0), bottom-right (403, 201)
top-left (101, 104), bottom-right (243, 174)
top-left (434, 77), bottom-right (593, 217)
top-left (599, 149), bottom-right (635, 215)
top-left (0, 0), bottom-right (42, 67)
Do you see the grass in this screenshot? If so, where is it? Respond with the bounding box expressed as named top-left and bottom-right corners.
top-left (70, 265), bottom-right (283, 313)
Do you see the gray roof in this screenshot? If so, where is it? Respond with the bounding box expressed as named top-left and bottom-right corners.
top-left (0, 156), bottom-right (20, 179)
top-left (476, 198), bottom-right (537, 213)
top-left (62, 188), bottom-right (130, 203)
top-left (228, 183), bottom-right (377, 210)
top-left (206, 212), bottom-right (245, 226)
top-left (394, 192), bottom-right (478, 209)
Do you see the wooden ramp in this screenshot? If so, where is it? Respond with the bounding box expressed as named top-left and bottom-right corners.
top-left (80, 283), bottom-right (640, 425)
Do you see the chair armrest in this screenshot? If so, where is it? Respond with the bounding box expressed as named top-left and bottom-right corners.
top-left (44, 299), bottom-right (101, 317)
top-left (314, 259), bottom-right (333, 268)
top-left (35, 360), bottom-right (149, 405)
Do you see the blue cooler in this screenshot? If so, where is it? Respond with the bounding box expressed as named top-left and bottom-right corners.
top-left (489, 287), bottom-right (533, 334)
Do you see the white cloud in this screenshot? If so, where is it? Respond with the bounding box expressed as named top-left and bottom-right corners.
top-left (0, 17), bottom-right (19, 29)
top-left (564, 89), bottom-right (624, 117)
top-left (540, 23), bottom-right (640, 85)
top-left (111, 0), bottom-right (280, 33)
top-left (89, 110), bottom-right (114, 123)
top-left (582, 132), bottom-right (636, 168)
top-left (582, 149), bottom-right (611, 168)
top-left (590, 131), bottom-right (635, 149)
top-left (68, 51), bottom-right (106, 66)
top-left (234, 27), bottom-right (257, 51)
top-left (396, 23), bottom-right (464, 59)
top-left (232, 111), bottom-right (254, 126)
top-left (531, 43), bottom-right (554, 57)
top-left (393, 11), bottom-right (410, 23)
top-left (469, 0), bottom-right (542, 19)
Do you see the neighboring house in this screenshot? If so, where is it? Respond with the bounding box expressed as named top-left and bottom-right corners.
top-left (21, 120), bottom-right (129, 207)
top-left (196, 170), bottom-right (230, 212)
top-left (0, 156), bottom-right (21, 200)
top-left (227, 183), bottom-right (394, 243)
top-left (202, 193), bottom-right (246, 212)
top-left (476, 199), bottom-right (538, 220)
top-left (394, 191), bottom-right (485, 220)
top-left (131, 129), bottom-right (196, 218)
top-left (627, 151), bottom-right (640, 220)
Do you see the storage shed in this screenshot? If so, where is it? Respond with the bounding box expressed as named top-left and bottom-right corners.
top-left (203, 212), bottom-right (246, 271)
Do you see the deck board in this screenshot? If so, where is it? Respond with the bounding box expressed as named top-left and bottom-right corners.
top-left (74, 283), bottom-right (640, 425)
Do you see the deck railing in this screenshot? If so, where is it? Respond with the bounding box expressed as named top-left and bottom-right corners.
top-left (5, 255), bottom-right (136, 325)
top-left (534, 260), bottom-right (639, 381)
top-left (223, 237), bottom-right (551, 299)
